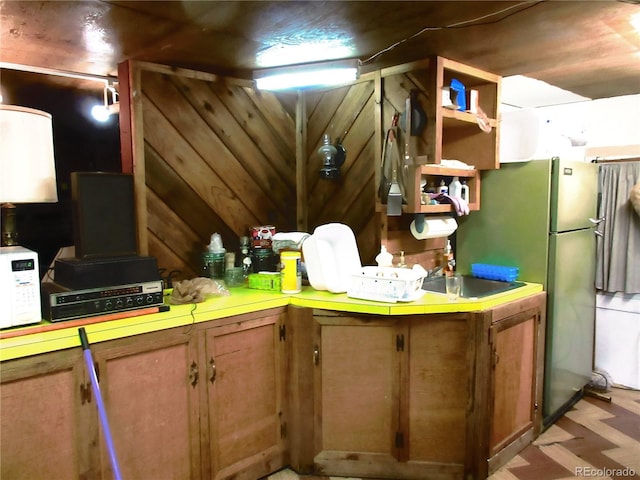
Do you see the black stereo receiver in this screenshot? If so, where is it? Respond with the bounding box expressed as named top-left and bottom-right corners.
top-left (42, 280), bottom-right (165, 322)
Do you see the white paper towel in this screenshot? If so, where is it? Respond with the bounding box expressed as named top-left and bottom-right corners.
top-left (410, 216), bottom-right (457, 240)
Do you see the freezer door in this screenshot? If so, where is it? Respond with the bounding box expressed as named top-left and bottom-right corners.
top-left (544, 228), bottom-right (596, 419)
top-left (550, 158), bottom-right (598, 232)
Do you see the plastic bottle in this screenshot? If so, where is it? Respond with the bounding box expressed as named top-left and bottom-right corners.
top-left (375, 245), bottom-right (394, 268)
top-left (460, 181), bottom-right (469, 202)
top-left (396, 250), bottom-right (407, 268)
top-left (443, 240), bottom-right (455, 274)
top-left (280, 250), bottom-right (302, 293)
top-left (449, 176), bottom-right (462, 198)
top-left (204, 233), bottom-right (226, 279)
top-left (438, 180), bottom-right (448, 194)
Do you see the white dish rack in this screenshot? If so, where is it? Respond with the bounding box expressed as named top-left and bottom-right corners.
top-left (347, 266), bottom-right (427, 303)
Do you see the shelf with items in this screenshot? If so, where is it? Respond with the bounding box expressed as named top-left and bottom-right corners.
top-left (379, 55), bottom-right (501, 214)
top-left (403, 165), bottom-right (481, 213)
top-left (437, 56), bottom-right (501, 171)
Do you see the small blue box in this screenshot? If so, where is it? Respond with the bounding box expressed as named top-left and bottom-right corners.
top-left (450, 79), bottom-right (466, 112)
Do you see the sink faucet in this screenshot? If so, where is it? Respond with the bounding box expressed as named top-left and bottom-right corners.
top-left (426, 266), bottom-right (443, 277)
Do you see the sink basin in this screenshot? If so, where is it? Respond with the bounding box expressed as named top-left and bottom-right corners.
top-left (421, 275), bottom-right (525, 299)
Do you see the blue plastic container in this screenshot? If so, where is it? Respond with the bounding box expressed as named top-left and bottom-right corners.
top-left (449, 79), bottom-right (466, 111)
top-left (471, 263), bottom-right (519, 282)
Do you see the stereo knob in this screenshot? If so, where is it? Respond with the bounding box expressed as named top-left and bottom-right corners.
top-left (116, 299), bottom-right (124, 309)
top-left (136, 296), bottom-right (144, 305)
top-left (146, 295), bottom-right (154, 304)
top-left (105, 300), bottom-right (113, 310)
top-left (126, 297), bottom-right (134, 307)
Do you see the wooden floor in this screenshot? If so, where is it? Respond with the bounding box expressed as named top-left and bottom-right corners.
top-left (266, 387), bottom-right (640, 480)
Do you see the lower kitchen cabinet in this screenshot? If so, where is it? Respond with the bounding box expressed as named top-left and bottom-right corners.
top-left (92, 307), bottom-right (288, 480)
top-left (202, 310), bottom-right (288, 480)
top-left (1, 296), bottom-right (545, 480)
top-left (312, 314), bottom-right (402, 476)
top-left (0, 348), bottom-right (98, 480)
top-left (289, 294), bottom-right (546, 480)
top-left (0, 306), bottom-right (288, 480)
top-left (290, 308), bottom-right (472, 479)
top-left (407, 315), bottom-right (470, 472)
top-left (92, 328), bottom-right (201, 480)
top-left (471, 292), bottom-right (546, 478)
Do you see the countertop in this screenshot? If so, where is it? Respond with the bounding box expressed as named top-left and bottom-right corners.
top-left (0, 282), bottom-right (542, 362)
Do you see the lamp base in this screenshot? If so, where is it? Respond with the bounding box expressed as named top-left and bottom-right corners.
top-left (1, 202), bottom-right (18, 247)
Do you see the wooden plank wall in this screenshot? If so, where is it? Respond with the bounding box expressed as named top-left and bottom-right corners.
top-left (122, 63), bottom-right (382, 279)
top-left (304, 80), bottom-right (378, 265)
top-left (133, 65), bottom-right (297, 279)
top-left (120, 61), bottom-right (443, 280)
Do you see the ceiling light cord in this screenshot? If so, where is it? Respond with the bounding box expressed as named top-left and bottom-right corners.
top-left (359, 1), bottom-right (545, 66)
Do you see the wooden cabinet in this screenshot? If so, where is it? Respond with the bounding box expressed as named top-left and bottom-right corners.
top-left (312, 314), bottom-right (401, 477)
top-left (93, 328), bottom-right (201, 480)
top-left (289, 308), bottom-right (472, 479)
top-left (406, 316), bottom-right (470, 470)
top-left (470, 292), bottom-right (546, 478)
top-left (290, 294), bottom-right (545, 480)
top-left (203, 310), bottom-right (287, 480)
top-left (378, 56), bottom-right (501, 214)
top-left (1, 296), bottom-right (544, 480)
top-left (91, 307), bottom-right (288, 480)
top-left (0, 349), bottom-right (98, 479)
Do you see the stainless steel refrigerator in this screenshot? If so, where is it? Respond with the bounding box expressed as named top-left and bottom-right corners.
top-left (457, 158), bottom-right (599, 425)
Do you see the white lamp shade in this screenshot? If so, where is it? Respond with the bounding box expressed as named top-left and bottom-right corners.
top-left (1, 105), bottom-right (58, 203)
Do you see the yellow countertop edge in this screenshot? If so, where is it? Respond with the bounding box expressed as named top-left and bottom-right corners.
top-left (290, 282), bottom-right (543, 315)
top-left (0, 283), bottom-right (542, 362)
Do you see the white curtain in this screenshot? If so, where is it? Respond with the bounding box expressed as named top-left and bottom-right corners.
top-left (595, 161), bottom-right (640, 294)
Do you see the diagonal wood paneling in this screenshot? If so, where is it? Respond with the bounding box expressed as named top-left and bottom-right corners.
top-left (124, 63), bottom-right (418, 277)
top-left (305, 80), bottom-right (378, 264)
top-left (135, 65), bottom-right (297, 278)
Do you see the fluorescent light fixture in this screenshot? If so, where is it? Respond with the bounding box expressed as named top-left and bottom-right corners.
top-left (254, 59), bottom-right (359, 91)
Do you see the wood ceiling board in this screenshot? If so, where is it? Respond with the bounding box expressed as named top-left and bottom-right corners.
top-left (1, 1), bottom-right (638, 100)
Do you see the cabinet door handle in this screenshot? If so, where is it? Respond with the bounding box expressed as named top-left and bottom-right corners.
top-left (80, 383), bottom-right (92, 405)
top-left (313, 345), bottom-right (320, 366)
top-left (189, 361), bottom-right (199, 387)
top-left (209, 357), bottom-right (216, 383)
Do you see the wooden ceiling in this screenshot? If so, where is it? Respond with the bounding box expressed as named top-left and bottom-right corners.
top-left (1, 1), bottom-right (639, 100)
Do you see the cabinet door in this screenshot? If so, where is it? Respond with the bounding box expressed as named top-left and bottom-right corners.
top-left (205, 312), bottom-right (287, 480)
top-left (489, 313), bottom-right (538, 455)
top-left (94, 329), bottom-right (200, 480)
top-left (0, 349), bottom-right (97, 479)
top-left (313, 313), bottom-right (403, 478)
top-left (408, 315), bottom-right (469, 467)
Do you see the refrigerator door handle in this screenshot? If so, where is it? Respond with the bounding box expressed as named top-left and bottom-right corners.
top-left (589, 216), bottom-right (605, 225)
top-left (594, 229), bottom-right (604, 238)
